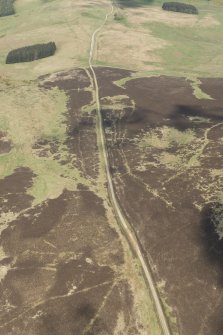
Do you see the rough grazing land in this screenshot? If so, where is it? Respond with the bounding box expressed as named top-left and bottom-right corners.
top-left (98, 0), bottom-right (223, 78)
top-left (95, 67), bottom-right (223, 335)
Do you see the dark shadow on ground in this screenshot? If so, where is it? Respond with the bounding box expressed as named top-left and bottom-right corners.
top-left (171, 105), bottom-right (223, 131)
top-left (200, 202), bottom-right (223, 287)
top-left (200, 202), bottom-right (223, 335)
top-left (102, 103), bottom-right (223, 134)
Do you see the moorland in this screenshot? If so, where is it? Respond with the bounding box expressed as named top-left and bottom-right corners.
top-left (0, 0), bottom-right (222, 335)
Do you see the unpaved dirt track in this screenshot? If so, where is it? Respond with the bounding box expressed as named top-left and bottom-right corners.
top-left (88, 3), bottom-right (172, 335)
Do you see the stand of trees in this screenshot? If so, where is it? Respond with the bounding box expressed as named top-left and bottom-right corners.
top-left (162, 2), bottom-right (198, 14)
top-left (6, 42), bottom-right (57, 64)
top-left (0, 0), bottom-right (15, 17)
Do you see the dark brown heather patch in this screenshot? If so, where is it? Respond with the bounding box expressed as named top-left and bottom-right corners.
top-left (48, 258), bottom-right (114, 297)
top-left (99, 69), bottom-right (223, 335)
top-left (0, 132), bottom-right (12, 154)
top-left (0, 185), bottom-right (127, 334)
top-left (39, 69), bottom-right (98, 180)
top-left (0, 167), bottom-right (34, 214)
top-left (0, 68), bottom-right (150, 335)
top-left (94, 66), bottom-right (133, 98)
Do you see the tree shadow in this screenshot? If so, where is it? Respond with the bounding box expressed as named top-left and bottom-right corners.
top-left (200, 202), bottom-right (223, 287)
top-left (170, 104), bottom-right (223, 131)
top-left (200, 202), bottom-right (223, 334)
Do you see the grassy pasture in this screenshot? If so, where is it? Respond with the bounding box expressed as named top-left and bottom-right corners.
top-left (97, 0), bottom-right (223, 80)
top-left (0, 0), bottom-right (109, 80)
top-left (143, 3), bottom-right (223, 77)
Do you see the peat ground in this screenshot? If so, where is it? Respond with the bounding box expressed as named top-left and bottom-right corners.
top-left (0, 69), bottom-right (149, 335)
top-left (95, 67), bottom-right (223, 335)
top-left (1, 66), bottom-right (222, 335)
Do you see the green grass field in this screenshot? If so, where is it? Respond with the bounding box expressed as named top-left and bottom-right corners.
top-left (104, 0), bottom-right (223, 79)
top-left (143, 1), bottom-right (223, 77)
top-left (0, 0), bottom-right (108, 80)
